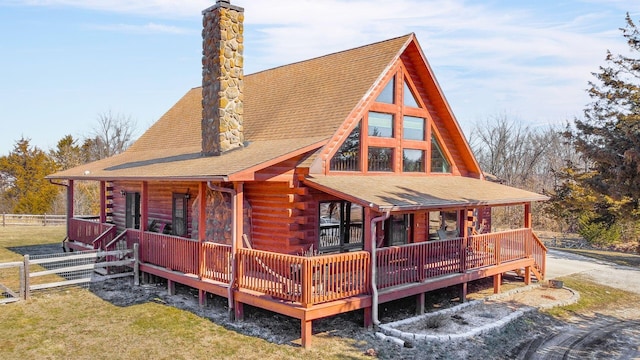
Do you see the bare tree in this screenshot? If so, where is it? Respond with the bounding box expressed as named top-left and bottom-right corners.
top-left (85, 110), bottom-right (137, 160)
top-left (470, 114), bottom-right (553, 190)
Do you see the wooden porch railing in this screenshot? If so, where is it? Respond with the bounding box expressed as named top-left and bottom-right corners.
top-left (73, 219), bottom-right (545, 306)
top-left (377, 238), bottom-right (463, 289)
top-left (140, 233), bottom-right (199, 275)
top-left (531, 232), bottom-right (547, 279)
top-left (68, 218), bottom-right (115, 249)
top-left (237, 249), bottom-right (370, 307)
top-left (376, 228), bottom-right (537, 289)
top-left (201, 242), bottom-right (232, 284)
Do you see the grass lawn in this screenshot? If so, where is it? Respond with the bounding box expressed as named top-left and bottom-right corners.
top-left (0, 226), bottom-right (66, 262)
top-left (2, 227), bottom-right (640, 359)
top-left (0, 226), bottom-right (372, 359)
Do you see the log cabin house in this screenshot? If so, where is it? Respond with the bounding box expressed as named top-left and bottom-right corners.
top-left (48, 0), bottom-right (548, 348)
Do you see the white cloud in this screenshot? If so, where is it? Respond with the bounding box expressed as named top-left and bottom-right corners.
top-left (5, 0), bottom-right (636, 128)
top-left (88, 22), bottom-right (192, 35)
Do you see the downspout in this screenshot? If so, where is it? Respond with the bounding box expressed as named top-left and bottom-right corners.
top-left (207, 182), bottom-right (237, 315)
top-left (371, 208), bottom-right (391, 327)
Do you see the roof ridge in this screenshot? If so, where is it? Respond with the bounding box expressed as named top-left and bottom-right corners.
top-left (246, 33), bottom-right (414, 76)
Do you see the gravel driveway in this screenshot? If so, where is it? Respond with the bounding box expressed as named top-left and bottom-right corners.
top-left (546, 249), bottom-right (640, 294)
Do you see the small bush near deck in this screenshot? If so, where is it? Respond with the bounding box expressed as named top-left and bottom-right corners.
top-left (425, 313), bottom-right (449, 329)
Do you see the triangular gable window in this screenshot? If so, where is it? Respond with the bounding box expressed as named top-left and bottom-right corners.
top-left (431, 135), bottom-right (450, 173)
top-left (376, 76), bottom-right (395, 104)
top-left (404, 81), bottom-right (421, 108)
top-left (330, 121), bottom-right (361, 171)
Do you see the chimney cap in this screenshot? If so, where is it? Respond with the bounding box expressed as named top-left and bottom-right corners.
top-left (203, 0), bottom-right (244, 14)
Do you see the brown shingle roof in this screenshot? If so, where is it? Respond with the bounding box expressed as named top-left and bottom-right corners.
top-left (304, 175), bottom-right (549, 211)
top-left (50, 34), bottom-right (413, 180)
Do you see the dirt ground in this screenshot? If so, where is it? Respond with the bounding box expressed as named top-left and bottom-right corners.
top-left (11, 242), bottom-right (640, 359)
top-left (86, 248), bottom-right (640, 360)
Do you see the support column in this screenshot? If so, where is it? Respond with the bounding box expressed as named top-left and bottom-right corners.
top-left (197, 182), bottom-right (212, 309)
top-left (140, 182), bottom-right (149, 232)
top-left (524, 202), bottom-right (532, 228)
top-left (416, 293), bottom-right (425, 315)
top-left (460, 282), bottom-right (467, 303)
top-left (493, 273), bottom-right (502, 294)
top-left (233, 182), bottom-right (245, 321)
top-left (99, 180), bottom-right (106, 224)
top-left (301, 318), bottom-right (312, 349)
top-left (66, 180), bottom-right (74, 239)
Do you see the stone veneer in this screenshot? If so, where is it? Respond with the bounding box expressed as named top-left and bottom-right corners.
top-left (201, 0), bottom-right (245, 156)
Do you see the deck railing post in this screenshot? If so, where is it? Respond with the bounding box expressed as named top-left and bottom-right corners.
top-left (460, 237), bottom-right (468, 272)
top-left (302, 257), bottom-right (311, 307)
top-left (495, 235), bottom-right (501, 265)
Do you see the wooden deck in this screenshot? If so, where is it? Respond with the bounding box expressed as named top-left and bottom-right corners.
top-left (65, 218), bottom-right (547, 348)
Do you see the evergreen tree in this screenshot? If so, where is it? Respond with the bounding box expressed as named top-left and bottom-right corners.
top-left (0, 138), bottom-right (60, 214)
top-left (570, 14), bottom-right (640, 205)
top-left (554, 14), bottom-right (640, 245)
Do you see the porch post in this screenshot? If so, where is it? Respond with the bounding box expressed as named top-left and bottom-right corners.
top-left (99, 181), bottom-right (106, 224)
top-left (524, 202), bottom-right (533, 284)
top-left (234, 182), bottom-right (245, 321)
top-left (524, 202), bottom-right (532, 228)
top-left (66, 180), bottom-right (74, 239)
top-left (459, 209), bottom-right (468, 302)
top-left (363, 207), bottom-right (373, 328)
top-left (198, 182), bottom-right (207, 305)
top-left (140, 182), bottom-right (148, 232)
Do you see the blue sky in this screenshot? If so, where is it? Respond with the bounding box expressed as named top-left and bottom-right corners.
top-left (1, 0), bottom-right (639, 156)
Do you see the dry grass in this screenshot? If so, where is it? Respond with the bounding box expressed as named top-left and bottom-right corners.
top-left (0, 288), bottom-right (374, 359)
top-left (544, 274), bottom-right (640, 319)
top-left (0, 226), bottom-right (65, 262)
top-left (0, 226), bottom-right (372, 359)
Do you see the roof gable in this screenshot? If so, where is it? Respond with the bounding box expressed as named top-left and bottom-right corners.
top-left (314, 35), bottom-right (481, 177)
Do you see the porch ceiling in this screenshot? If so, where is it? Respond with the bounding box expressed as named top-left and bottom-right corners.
top-left (303, 175), bottom-right (548, 211)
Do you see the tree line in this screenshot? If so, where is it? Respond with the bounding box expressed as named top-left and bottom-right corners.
top-left (0, 111), bottom-right (136, 215)
top-left (472, 14), bottom-right (640, 251)
top-left (1, 15), bottom-right (639, 251)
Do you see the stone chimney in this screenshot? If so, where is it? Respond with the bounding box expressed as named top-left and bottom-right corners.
top-left (201, 0), bottom-right (245, 156)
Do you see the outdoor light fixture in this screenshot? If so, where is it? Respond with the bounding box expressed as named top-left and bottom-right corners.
top-left (120, 190), bottom-right (126, 196)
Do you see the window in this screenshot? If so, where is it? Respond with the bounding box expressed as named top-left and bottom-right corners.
top-left (403, 116), bottom-right (425, 140)
top-left (368, 147), bottom-right (393, 172)
top-left (125, 192), bottom-right (140, 229)
top-left (403, 81), bottom-right (421, 108)
top-left (429, 210), bottom-right (458, 240)
top-left (403, 149), bottom-right (424, 172)
top-left (368, 112), bottom-right (393, 138)
top-left (431, 135), bottom-right (451, 173)
top-left (318, 201), bottom-right (364, 253)
top-left (330, 122), bottom-right (361, 171)
top-left (384, 214), bottom-right (412, 246)
top-left (172, 193), bottom-right (189, 236)
top-left (376, 76), bottom-right (395, 104)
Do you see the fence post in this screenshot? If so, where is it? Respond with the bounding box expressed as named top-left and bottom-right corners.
top-left (2, 213), bottom-right (5, 227)
top-left (19, 263), bottom-right (25, 300)
top-left (133, 243), bottom-right (140, 286)
top-left (23, 255), bottom-right (30, 300)
top-left (43, 213), bottom-right (47, 226)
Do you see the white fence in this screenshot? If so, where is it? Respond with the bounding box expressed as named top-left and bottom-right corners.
top-left (1, 213), bottom-right (66, 227)
top-left (0, 246), bottom-right (138, 303)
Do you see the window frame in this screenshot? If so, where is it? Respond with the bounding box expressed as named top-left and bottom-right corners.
top-left (318, 201), bottom-right (364, 253)
top-left (172, 193), bottom-right (189, 237)
top-left (125, 192), bottom-right (140, 229)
